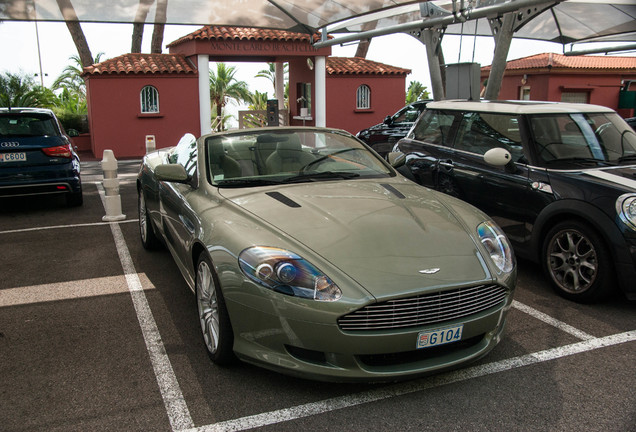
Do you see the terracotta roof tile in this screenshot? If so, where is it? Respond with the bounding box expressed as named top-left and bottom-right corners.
top-left (167, 25), bottom-right (324, 47)
top-left (83, 53), bottom-right (197, 76)
top-left (326, 57), bottom-right (411, 76)
top-left (482, 52), bottom-right (636, 71)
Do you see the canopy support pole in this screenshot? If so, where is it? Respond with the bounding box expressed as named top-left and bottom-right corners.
top-left (198, 54), bottom-right (211, 135)
top-left (484, 13), bottom-right (515, 100)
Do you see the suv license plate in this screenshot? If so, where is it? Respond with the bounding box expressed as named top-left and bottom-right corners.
top-left (0, 152), bottom-right (26, 162)
top-left (417, 325), bottom-right (463, 349)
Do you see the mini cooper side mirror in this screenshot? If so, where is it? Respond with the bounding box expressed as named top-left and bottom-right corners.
top-left (155, 164), bottom-right (189, 183)
top-left (484, 147), bottom-right (512, 167)
top-left (384, 115), bottom-right (393, 125)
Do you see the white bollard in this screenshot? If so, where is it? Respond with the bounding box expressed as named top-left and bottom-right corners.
top-left (101, 149), bottom-right (126, 222)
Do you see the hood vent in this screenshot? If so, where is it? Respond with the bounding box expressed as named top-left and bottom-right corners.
top-left (266, 191), bottom-right (301, 208)
top-left (381, 183), bottom-right (405, 199)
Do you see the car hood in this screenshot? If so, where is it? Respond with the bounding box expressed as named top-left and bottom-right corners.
top-left (219, 179), bottom-right (490, 300)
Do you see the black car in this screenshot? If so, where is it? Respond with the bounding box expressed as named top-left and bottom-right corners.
top-left (357, 100), bottom-right (430, 157)
top-left (0, 107), bottom-right (82, 206)
top-left (391, 100), bottom-right (636, 303)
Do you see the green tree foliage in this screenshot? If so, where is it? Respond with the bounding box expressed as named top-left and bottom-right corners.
top-left (52, 53), bottom-right (104, 98)
top-left (406, 81), bottom-right (430, 104)
top-left (209, 63), bottom-right (250, 131)
top-left (0, 72), bottom-right (57, 108)
top-left (248, 90), bottom-right (269, 110)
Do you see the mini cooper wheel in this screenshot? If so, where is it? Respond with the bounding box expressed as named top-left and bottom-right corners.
top-left (542, 220), bottom-right (613, 303)
top-left (138, 191), bottom-right (161, 250)
top-left (196, 254), bottom-right (234, 365)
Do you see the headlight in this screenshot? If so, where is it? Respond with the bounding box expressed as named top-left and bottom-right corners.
top-left (239, 246), bottom-right (342, 301)
top-left (616, 194), bottom-right (636, 230)
top-left (477, 221), bottom-right (515, 274)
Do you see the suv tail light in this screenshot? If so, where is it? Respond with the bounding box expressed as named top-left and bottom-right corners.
top-left (42, 144), bottom-right (72, 158)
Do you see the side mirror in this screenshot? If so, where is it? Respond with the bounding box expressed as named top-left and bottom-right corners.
top-left (383, 115), bottom-right (392, 125)
top-left (155, 164), bottom-right (189, 183)
top-left (484, 147), bottom-right (512, 167)
top-left (387, 151), bottom-right (406, 168)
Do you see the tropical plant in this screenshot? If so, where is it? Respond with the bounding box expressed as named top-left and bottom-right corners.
top-left (0, 71), bottom-right (57, 108)
top-left (247, 90), bottom-right (269, 110)
top-left (406, 81), bottom-right (430, 104)
top-left (52, 53), bottom-right (104, 97)
top-left (255, 63), bottom-right (288, 92)
top-left (209, 63), bottom-right (250, 131)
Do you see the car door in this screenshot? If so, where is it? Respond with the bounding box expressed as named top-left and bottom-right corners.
top-left (395, 109), bottom-right (459, 188)
top-left (444, 112), bottom-right (540, 245)
top-left (159, 135), bottom-right (200, 267)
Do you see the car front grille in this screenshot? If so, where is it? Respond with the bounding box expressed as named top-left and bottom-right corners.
top-left (338, 284), bottom-right (508, 331)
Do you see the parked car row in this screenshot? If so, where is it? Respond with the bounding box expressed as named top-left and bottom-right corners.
top-left (387, 100), bottom-right (636, 303)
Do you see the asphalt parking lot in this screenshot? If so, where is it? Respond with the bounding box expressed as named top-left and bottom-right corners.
top-left (1, 159), bottom-right (635, 432)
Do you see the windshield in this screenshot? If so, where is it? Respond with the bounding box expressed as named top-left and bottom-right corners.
top-left (529, 113), bottom-right (636, 167)
top-left (0, 113), bottom-right (60, 138)
top-left (205, 129), bottom-right (394, 187)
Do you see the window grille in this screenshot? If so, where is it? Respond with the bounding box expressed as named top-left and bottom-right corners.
top-left (140, 86), bottom-right (160, 113)
top-left (356, 85), bottom-right (371, 109)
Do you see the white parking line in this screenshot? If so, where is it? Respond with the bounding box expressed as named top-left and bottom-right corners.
top-left (185, 330), bottom-right (635, 432)
top-left (0, 219), bottom-right (138, 235)
top-left (96, 183), bottom-right (194, 431)
top-left (512, 300), bottom-right (595, 340)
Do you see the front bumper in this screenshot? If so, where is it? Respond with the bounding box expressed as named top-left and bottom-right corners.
top-left (227, 292), bottom-right (513, 382)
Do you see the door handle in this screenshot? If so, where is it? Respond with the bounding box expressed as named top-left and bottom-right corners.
top-left (439, 160), bottom-right (454, 170)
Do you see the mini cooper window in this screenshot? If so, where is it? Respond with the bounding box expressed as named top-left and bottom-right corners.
top-left (530, 113), bottom-right (636, 165)
top-left (455, 112), bottom-right (524, 161)
top-left (409, 110), bottom-right (455, 146)
top-left (206, 130), bottom-right (393, 186)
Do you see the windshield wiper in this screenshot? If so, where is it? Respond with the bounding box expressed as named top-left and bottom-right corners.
top-left (215, 178), bottom-right (283, 188)
top-left (282, 171), bottom-right (360, 183)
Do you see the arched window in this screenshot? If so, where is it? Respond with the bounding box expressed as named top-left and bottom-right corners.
top-left (140, 85), bottom-right (159, 113)
top-left (356, 85), bottom-right (371, 110)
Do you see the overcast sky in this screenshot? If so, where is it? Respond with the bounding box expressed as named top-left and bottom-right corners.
top-left (0, 20), bottom-right (570, 126)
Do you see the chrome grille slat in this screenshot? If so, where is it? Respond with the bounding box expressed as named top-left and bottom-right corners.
top-left (338, 284), bottom-right (507, 331)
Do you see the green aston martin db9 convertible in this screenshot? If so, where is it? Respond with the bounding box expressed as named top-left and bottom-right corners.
top-left (137, 127), bottom-right (516, 382)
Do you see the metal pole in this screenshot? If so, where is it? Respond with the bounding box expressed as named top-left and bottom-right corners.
top-left (315, 0), bottom-right (561, 49)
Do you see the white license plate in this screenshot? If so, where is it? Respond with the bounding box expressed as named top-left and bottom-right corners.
top-left (0, 152), bottom-right (26, 162)
top-left (417, 325), bottom-right (463, 349)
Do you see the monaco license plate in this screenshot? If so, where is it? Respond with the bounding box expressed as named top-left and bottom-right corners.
top-left (0, 152), bottom-right (26, 163)
top-left (417, 325), bottom-right (463, 349)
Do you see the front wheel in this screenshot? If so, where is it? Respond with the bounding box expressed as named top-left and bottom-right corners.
top-left (196, 253), bottom-right (235, 365)
top-left (138, 191), bottom-right (161, 250)
top-left (542, 220), bottom-right (614, 303)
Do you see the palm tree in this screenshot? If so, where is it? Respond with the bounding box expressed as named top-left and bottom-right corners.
top-left (255, 63), bottom-right (288, 93)
top-left (406, 81), bottom-right (430, 104)
top-left (52, 53), bottom-right (104, 97)
top-left (209, 63), bottom-right (250, 131)
top-left (0, 72), bottom-right (57, 108)
top-left (247, 90), bottom-right (269, 110)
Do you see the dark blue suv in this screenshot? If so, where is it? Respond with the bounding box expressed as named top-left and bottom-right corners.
top-left (391, 100), bottom-right (636, 303)
top-left (0, 107), bottom-right (82, 206)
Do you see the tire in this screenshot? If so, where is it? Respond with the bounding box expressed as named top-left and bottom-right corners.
top-left (542, 220), bottom-right (614, 303)
top-left (196, 253), bottom-right (235, 365)
top-left (138, 191), bottom-right (161, 250)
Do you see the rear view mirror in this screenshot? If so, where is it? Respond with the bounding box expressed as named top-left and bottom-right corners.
top-left (383, 116), bottom-right (392, 125)
top-left (387, 151), bottom-right (406, 168)
top-left (484, 147), bottom-right (512, 167)
top-left (155, 164), bottom-right (189, 183)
